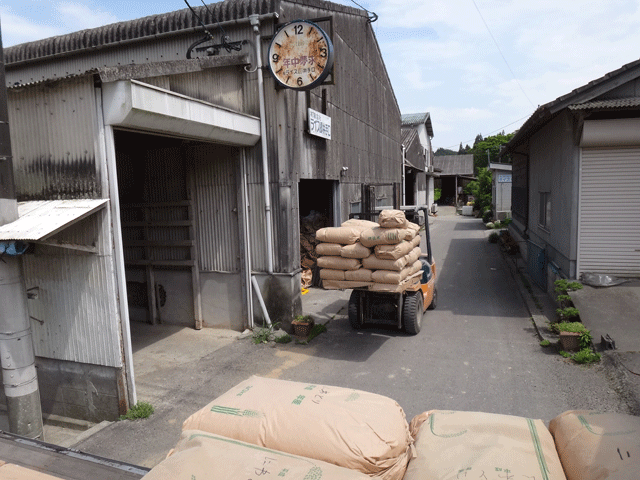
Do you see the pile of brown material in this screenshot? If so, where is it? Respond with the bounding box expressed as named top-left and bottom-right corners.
top-left (317, 210), bottom-right (422, 292)
top-left (300, 211), bottom-right (330, 288)
top-left (180, 376), bottom-right (413, 480)
top-left (142, 430), bottom-right (370, 480)
top-left (405, 410), bottom-right (568, 480)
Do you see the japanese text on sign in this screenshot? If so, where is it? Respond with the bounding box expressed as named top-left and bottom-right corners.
top-left (308, 108), bottom-right (331, 140)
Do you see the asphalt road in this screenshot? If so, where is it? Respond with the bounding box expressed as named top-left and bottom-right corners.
top-left (74, 210), bottom-right (632, 469)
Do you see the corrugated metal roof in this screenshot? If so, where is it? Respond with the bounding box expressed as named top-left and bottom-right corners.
top-left (568, 97), bottom-right (640, 110)
top-left (0, 199), bottom-right (108, 241)
top-left (4, 0), bottom-right (276, 66)
top-left (4, 0), bottom-right (365, 67)
top-left (434, 154), bottom-right (474, 176)
top-left (401, 112), bottom-right (433, 137)
top-left (401, 127), bottom-right (418, 146)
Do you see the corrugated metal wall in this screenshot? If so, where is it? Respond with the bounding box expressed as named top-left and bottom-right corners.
top-left (579, 147), bottom-right (640, 277)
top-left (8, 77), bottom-right (101, 200)
top-left (191, 143), bottom-right (242, 272)
top-left (22, 209), bottom-right (123, 367)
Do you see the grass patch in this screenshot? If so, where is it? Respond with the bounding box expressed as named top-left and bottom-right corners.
top-left (539, 339), bottom-right (551, 347)
top-left (120, 401), bottom-right (154, 421)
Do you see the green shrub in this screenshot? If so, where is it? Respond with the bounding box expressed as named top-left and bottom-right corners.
top-left (120, 402), bottom-right (154, 421)
top-left (550, 321), bottom-right (587, 334)
top-left (482, 209), bottom-right (493, 223)
top-left (557, 307), bottom-right (580, 321)
top-left (554, 279), bottom-right (583, 294)
top-left (488, 232), bottom-right (500, 243)
top-left (573, 348), bottom-right (601, 364)
top-left (579, 330), bottom-right (593, 349)
top-left (434, 188), bottom-right (442, 203)
top-left (540, 340), bottom-right (551, 347)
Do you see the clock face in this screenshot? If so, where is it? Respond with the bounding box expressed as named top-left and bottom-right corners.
top-left (267, 20), bottom-right (334, 90)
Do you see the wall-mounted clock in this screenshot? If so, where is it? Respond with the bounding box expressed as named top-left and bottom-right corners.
top-left (267, 20), bottom-right (334, 90)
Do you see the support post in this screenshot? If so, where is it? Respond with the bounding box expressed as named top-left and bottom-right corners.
top-left (0, 26), bottom-right (44, 440)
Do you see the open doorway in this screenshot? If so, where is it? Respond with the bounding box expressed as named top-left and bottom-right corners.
top-left (299, 179), bottom-right (337, 287)
top-left (114, 130), bottom-right (199, 328)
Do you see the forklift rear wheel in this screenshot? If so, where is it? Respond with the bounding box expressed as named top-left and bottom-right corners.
top-left (403, 291), bottom-right (423, 335)
top-left (348, 290), bottom-right (363, 329)
top-left (428, 287), bottom-right (438, 310)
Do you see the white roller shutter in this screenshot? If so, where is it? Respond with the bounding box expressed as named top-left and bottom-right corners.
top-left (578, 148), bottom-right (640, 277)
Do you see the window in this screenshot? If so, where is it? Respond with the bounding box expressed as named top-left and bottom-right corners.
top-left (539, 191), bottom-right (551, 230)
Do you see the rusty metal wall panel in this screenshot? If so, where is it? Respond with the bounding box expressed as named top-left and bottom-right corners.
top-left (191, 143), bottom-right (242, 272)
top-left (7, 77), bottom-right (101, 200)
top-left (21, 209), bottom-right (123, 367)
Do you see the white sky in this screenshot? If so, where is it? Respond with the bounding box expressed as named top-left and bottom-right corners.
top-left (2, 0), bottom-right (639, 150)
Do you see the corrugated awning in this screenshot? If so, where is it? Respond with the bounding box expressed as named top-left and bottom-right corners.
top-left (0, 199), bottom-right (108, 242)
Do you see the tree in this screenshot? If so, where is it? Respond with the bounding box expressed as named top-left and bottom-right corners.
top-left (464, 167), bottom-right (492, 214)
top-left (472, 132), bottom-right (515, 173)
top-left (434, 147), bottom-right (457, 156)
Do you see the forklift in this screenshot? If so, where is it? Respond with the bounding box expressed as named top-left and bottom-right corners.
top-left (347, 206), bottom-right (437, 335)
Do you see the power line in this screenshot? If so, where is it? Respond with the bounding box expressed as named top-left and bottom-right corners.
top-left (440, 114), bottom-right (531, 151)
top-left (472, 0), bottom-right (535, 109)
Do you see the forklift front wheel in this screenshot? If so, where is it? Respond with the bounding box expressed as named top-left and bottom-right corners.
top-left (403, 291), bottom-right (424, 335)
top-left (428, 287), bottom-right (438, 310)
top-left (348, 290), bottom-right (363, 330)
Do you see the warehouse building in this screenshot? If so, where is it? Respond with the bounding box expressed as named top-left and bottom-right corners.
top-left (1, 0), bottom-right (402, 420)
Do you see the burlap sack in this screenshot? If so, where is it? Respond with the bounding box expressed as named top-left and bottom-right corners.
top-left (360, 227), bottom-right (412, 247)
top-left (319, 269), bottom-right (346, 281)
top-left (341, 218), bottom-right (380, 230)
top-left (182, 376), bottom-right (413, 480)
top-left (406, 247), bottom-right (421, 265)
top-left (549, 410), bottom-right (640, 480)
top-left (372, 260), bottom-right (422, 284)
top-left (341, 242), bottom-right (372, 259)
top-left (345, 268), bottom-right (373, 282)
top-left (378, 209), bottom-right (408, 228)
top-left (406, 221), bottom-right (420, 234)
top-left (375, 240), bottom-right (414, 260)
top-left (316, 227), bottom-right (361, 245)
top-left (317, 256), bottom-right (361, 271)
top-left (363, 254), bottom-right (408, 272)
top-left (369, 274), bottom-right (420, 293)
top-left (0, 462), bottom-right (64, 480)
top-left (316, 243), bottom-right (343, 256)
top-left (142, 431), bottom-right (371, 480)
top-left (405, 410), bottom-right (567, 480)
top-left (322, 280), bottom-right (373, 289)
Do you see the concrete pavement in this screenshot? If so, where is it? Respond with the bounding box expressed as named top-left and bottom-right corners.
top-left (500, 230), bottom-right (640, 415)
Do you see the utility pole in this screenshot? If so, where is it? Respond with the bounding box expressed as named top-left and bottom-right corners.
top-left (0, 23), bottom-right (44, 439)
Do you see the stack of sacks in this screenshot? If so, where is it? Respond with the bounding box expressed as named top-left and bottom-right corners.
top-left (404, 410), bottom-right (567, 480)
top-left (315, 219), bottom-right (378, 290)
top-left (549, 410), bottom-right (640, 479)
top-left (0, 462), bottom-right (65, 479)
top-left (359, 210), bottom-right (422, 293)
top-left (141, 431), bottom-right (370, 480)
top-left (181, 376), bottom-right (414, 480)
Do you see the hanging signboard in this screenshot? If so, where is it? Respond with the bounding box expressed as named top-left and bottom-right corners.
top-left (308, 108), bottom-right (331, 139)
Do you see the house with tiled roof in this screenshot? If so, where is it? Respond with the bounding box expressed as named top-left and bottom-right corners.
top-left (401, 112), bottom-right (436, 209)
top-left (502, 58), bottom-right (640, 291)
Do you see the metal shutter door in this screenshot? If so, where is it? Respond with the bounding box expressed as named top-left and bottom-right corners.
top-left (578, 148), bottom-right (640, 277)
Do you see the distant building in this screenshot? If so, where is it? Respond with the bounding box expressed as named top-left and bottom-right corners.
top-left (433, 154), bottom-right (474, 206)
top-left (401, 113), bottom-right (435, 208)
top-left (489, 163), bottom-right (512, 221)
